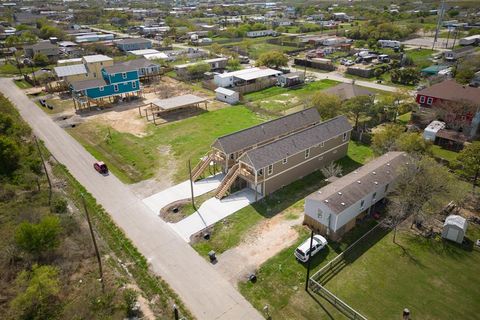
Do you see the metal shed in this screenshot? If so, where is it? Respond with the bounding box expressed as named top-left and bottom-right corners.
top-left (442, 215), bottom-right (468, 244)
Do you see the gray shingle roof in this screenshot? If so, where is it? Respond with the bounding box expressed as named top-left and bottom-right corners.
top-left (122, 58), bottom-right (160, 69)
top-left (323, 83), bottom-right (374, 101)
top-left (238, 115), bottom-right (352, 170)
top-left (103, 63), bottom-right (138, 74)
top-left (71, 79), bottom-right (107, 91)
top-left (212, 108), bottom-right (320, 154)
top-left (306, 151), bottom-right (407, 215)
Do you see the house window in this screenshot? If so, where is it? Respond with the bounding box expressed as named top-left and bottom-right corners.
top-left (268, 164), bottom-right (273, 175)
top-left (426, 97), bottom-right (433, 105)
top-left (360, 200), bottom-right (365, 209)
top-left (132, 81), bottom-right (137, 89)
top-left (282, 158), bottom-right (288, 164)
top-left (99, 86), bottom-right (104, 91)
top-left (419, 95), bottom-right (426, 104)
top-left (114, 84), bottom-right (119, 92)
top-left (305, 148), bottom-right (310, 159)
top-left (343, 132), bottom-right (348, 141)
top-left (258, 169), bottom-right (263, 176)
top-left (93, 72), bottom-right (97, 78)
top-left (122, 72), bottom-right (127, 79)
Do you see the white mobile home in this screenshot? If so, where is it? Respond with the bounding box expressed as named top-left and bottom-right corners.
top-left (378, 39), bottom-right (401, 48)
top-left (423, 120), bottom-right (446, 141)
top-left (459, 35), bottom-right (480, 46)
top-left (213, 67), bottom-right (282, 88)
top-left (246, 30), bottom-right (277, 38)
top-left (304, 152), bottom-right (407, 240)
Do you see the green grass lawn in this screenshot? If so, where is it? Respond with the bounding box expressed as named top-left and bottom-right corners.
top-left (69, 106), bottom-right (264, 184)
top-left (243, 80), bottom-right (339, 114)
top-left (239, 223), bottom-right (480, 320)
top-left (405, 48), bottom-right (436, 69)
top-left (431, 145), bottom-right (459, 164)
top-left (0, 62), bottom-right (22, 75)
top-left (324, 226), bottom-right (480, 319)
top-left (13, 79), bottom-right (33, 89)
top-left (192, 140), bottom-right (373, 257)
top-left (397, 112), bottom-right (411, 125)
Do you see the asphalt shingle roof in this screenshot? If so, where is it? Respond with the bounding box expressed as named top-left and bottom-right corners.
top-left (323, 83), bottom-right (374, 101)
top-left (306, 151), bottom-right (407, 215)
top-left (71, 79), bottom-right (107, 91)
top-left (103, 63), bottom-right (138, 74)
top-left (417, 79), bottom-right (480, 106)
top-left (212, 108), bottom-right (320, 154)
top-left (238, 115), bottom-right (352, 170)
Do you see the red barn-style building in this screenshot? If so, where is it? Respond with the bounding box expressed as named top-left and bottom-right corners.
top-left (415, 80), bottom-right (480, 139)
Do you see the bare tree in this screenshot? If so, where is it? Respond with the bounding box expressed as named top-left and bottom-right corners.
top-left (321, 162), bottom-right (343, 179)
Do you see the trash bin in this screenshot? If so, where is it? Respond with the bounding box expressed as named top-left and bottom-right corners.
top-left (208, 250), bottom-right (216, 263)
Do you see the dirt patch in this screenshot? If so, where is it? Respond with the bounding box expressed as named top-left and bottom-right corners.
top-left (160, 199), bottom-right (193, 223)
top-left (214, 213), bottom-right (303, 285)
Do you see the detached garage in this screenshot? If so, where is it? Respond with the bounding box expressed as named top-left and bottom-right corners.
top-left (215, 87), bottom-right (239, 105)
top-left (442, 215), bottom-right (468, 244)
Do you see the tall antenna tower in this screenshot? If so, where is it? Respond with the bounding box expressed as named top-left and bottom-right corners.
top-left (432, 0), bottom-right (446, 49)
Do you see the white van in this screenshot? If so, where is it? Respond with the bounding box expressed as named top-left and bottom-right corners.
top-left (294, 235), bottom-right (328, 262)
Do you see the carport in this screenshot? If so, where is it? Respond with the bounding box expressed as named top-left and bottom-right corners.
top-left (139, 94), bottom-right (208, 124)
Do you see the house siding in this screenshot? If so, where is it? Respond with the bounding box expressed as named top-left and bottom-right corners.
top-left (263, 141), bottom-right (349, 195)
top-left (84, 80), bottom-right (140, 99)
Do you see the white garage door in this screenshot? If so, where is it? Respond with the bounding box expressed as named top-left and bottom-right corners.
top-left (446, 227), bottom-right (460, 241)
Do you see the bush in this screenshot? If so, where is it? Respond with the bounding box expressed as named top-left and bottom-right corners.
top-left (123, 288), bottom-right (139, 317)
top-left (52, 196), bottom-right (68, 213)
top-left (15, 215), bottom-right (62, 257)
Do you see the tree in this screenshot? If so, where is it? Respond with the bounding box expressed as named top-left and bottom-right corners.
top-left (33, 53), bottom-right (49, 67)
top-left (186, 62), bottom-right (211, 79)
top-left (15, 215), bottom-right (62, 258)
top-left (227, 58), bottom-right (241, 71)
top-left (256, 50), bottom-right (288, 69)
top-left (321, 162), bottom-right (343, 179)
top-left (39, 24), bottom-right (65, 40)
top-left (390, 68), bottom-right (420, 85)
top-left (308, 92), bottom-right (342, 120)
top-left (162, 37), bottom-right (172, 48)
top-left (0, 136), bottom-right (21, 175)
top-left (371, 124), bottom-right (405, 155)
top-left (395, 132), bottom-right (431, 155)
top-left (341, 95), bottom-right (375, 130)
top-left (10, 264), bottom-right (60, 320)
top-left (456, 141), bottom-right (480, 191)
top-left (388, 156), bottom-right (461, 229)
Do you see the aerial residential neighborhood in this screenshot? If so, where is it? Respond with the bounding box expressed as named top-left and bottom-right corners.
top-left (1, 0), bottom-right (480, 319)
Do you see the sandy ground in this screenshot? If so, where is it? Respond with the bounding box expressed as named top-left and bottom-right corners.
top-left (214, 213), bottom-right (303, 286)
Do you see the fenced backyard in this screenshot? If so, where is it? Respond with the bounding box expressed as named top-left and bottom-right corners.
top-left (308, 220), bottom-right (391, 320)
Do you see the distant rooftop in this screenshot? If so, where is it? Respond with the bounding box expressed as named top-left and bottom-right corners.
top-left (82, 54), bottom-right (113, 63)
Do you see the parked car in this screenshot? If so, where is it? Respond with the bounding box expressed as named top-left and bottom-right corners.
top-left (345, 60), bottom-right (355, 66)
top-left (294, 235), bottom-right (328, 262)
top-left (39, 99), bottom-right (47, 107)
top-left (93, 161), bottom-right (108, 174)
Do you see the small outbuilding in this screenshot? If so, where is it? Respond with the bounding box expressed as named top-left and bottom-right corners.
top-left (215, 87), bottom-right (239, 104)
top-left (442, 215), bottom-right (468, 244)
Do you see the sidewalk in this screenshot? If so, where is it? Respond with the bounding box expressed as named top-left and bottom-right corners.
top-left (142, 173), bottom-right (224, 214)
top-left (170, 189), bottom-right (258, 242)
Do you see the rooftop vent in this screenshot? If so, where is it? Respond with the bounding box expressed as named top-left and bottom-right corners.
top-left (357, 180), bottom-right (361, 184)
top-left (387, 163), bottom-right (390, 166)
top-left (341, 202), bottom-right (345, 206)
top-left (372, 171), bottom-right (376, 175)
top-left (338, 192), bottom-right (342, 195)
top-left (324, 199), bottom-right (329, 203)
top-left (374, 181), bottom-right (378, 185)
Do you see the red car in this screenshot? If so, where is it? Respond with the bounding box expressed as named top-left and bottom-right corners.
top-left (93, 161), bottom-right (108, 174)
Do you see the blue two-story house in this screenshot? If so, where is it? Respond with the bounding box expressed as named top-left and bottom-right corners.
top-left (115, 38), bottom-right (152, 52)
top-left (70, 63), bottom-right (141, 110)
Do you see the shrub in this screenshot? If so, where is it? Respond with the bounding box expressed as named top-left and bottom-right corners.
top-left (15, 215), bottom-right (62, 257)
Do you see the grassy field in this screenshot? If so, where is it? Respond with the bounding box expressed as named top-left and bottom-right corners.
top-left (239, 223), bottom-right (480, 320)
top-left (432, 145), bottom-right (459, 164)
top-left (13, 79), bottom-right (33, 89)
top-left (243, 80), bottom-right (339, 114)
top-left (69, 106), bottom-right (264, 184)
top-left (192, 141), bottom-right (373, 257)
top-left (405, 48), bottom-right (436, 69)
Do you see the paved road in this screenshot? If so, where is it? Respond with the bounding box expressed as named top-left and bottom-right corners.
top-left (0, 78), bottom-right (263, 320)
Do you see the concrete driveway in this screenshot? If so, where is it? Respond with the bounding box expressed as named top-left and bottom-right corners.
top-left (171, 189), bottom-right (258, 242)
top-left (0, 78), bottom-right (263, 320)
top-left (142, 173), bottom-right (224, 214)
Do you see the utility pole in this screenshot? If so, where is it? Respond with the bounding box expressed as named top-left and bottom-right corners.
top-left (82, 195), bottom-right (105, 292)
top-left (188, 160), bottom-right (196, 210)
top-left (34, 136), bottom-right (52, 211)
top-left (432, 0), bottom-right (446, 50)
top-left (304, 229), bottom-right (314, 291)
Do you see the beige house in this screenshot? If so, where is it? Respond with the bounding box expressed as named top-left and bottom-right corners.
top-left (81, 55), bottom-right (114, 79)
top-left (54, 54), bottom-right (114, 84)
top-left (191, 108), bottom-right (353, 200)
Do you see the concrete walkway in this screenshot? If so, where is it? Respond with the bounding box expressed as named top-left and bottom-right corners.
top-left (142, 173), bottom-right (224, 214)
top-left (0, 78), bottom-right (263, 320)
top-left (171, 189), bottom-right (258, 242)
